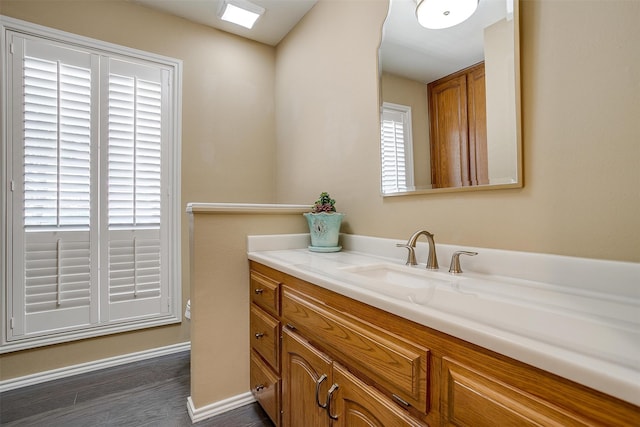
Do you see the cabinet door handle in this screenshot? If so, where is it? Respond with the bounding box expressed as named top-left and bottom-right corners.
top-left (254, 288), bottom-right (264, 294)
top-left (255, 384), bottom-right (265, 392)
top-left (285, 323), bottom-right (296, 330)
top-left (255, 332), bottom-right (265, 339)
top-left (315, 374), bottom-right (328, 408)
top-left (326, 383), bottom-right (339, 420)
top-left (392, 394), bottom-right (411, 407)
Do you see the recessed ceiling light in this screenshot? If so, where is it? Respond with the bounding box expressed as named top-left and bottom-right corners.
top-left (219, 0), bottom-right (265, 30)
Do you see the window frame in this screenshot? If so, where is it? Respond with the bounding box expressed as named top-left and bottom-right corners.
top-left (1, 16), bottom-right (183, 353)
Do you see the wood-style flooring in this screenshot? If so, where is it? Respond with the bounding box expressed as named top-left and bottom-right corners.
top-left (0, 350), bottom-right (274, 427)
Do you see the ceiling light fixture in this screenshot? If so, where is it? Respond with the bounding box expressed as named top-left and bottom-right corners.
top-left (219, 0), bottom-right (265, 30)
top-left (416, 0), bottom-right (479, 29)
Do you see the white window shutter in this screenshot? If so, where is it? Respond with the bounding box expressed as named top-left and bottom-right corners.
top-left (381, 103), bottom-right (414, 194)
top-left (10, 36), bottom-right (99, 338)
top-left (103, 58), bottom-right (168, 321)
top-left (4, 20), bottom-right (181, 350)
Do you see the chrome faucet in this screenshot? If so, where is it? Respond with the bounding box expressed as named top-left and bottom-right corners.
top-left (396, 230), bottom-right (439, 270)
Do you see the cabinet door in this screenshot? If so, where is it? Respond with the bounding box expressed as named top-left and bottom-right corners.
top-left (428, 74), bottom-right (470, 188)
top-left (282, 328), bottom-right (332, 427)
top-left (428, 62), bottom-right (487, 189)
top-left (331, 363), bottom-right (426, 427)
top-left (466, 65), bottom-right (488, 186)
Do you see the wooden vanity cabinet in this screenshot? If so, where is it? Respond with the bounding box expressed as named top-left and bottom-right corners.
top-left (249, 261), bottom-right (640, 426)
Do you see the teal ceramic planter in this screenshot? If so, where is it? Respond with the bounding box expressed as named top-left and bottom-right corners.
top-left (303, 212), bottom-right (344, 252)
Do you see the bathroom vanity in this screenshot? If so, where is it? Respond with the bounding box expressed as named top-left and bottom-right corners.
top-left (247, 234), bottom-right (639, 426)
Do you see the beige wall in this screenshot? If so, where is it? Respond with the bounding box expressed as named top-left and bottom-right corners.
top-left (380, 72), bottom-right (432, 189)
top-left (189, 211), bottom-right (307, 408)
top-left (276, 0), bottom-right (640, 263)
top-left (1, 0), bottom-right (278, 379)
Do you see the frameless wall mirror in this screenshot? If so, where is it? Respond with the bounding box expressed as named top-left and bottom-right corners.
top-left (379, 0), bottom-right (522, 196)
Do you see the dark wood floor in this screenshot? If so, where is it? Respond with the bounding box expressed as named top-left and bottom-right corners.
top-left (0, 350), bottom-right (274, 427)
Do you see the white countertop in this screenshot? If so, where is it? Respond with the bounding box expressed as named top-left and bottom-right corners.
top-left (247, 233), bottom-right (640, 406)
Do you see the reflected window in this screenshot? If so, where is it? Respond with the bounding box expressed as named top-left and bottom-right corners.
top-left (381, 102), bottom-right (414, 194)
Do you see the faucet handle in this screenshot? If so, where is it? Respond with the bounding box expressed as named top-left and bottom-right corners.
top-left (449, 251), bottom-right (478, 274)
top-left (396, 243), bottom-right (417, 266)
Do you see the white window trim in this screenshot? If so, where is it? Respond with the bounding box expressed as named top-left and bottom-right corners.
top-left (381, 102), bottom-right (415, 194)
top-left (0, 16), bottom-right (183, 353)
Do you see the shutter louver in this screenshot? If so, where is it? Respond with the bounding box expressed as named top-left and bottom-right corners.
top-left (108, 74), bottom-right (162, 227)
top-left (24, 232), bottom-right (92, 333)
top-left (23, 56), bottom-right (91, 228)
top-left (108, 235), bottom-right (161, 303)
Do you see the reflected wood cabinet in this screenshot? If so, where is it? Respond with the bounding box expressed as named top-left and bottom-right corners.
top-left (428, 62), bottom-right (488, 189)
top-left (249, 261), bottom-right (640, 426)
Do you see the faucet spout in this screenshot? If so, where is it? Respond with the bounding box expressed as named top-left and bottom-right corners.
top-left (407, 230), bottom-right (439, 270)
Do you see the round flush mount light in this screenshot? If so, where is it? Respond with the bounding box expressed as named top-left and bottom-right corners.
top-left (416, 0), bottom-right (479, 29)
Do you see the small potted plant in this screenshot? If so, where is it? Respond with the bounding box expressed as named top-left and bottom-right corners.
top-left (303, 192), bottom-right (344, 252)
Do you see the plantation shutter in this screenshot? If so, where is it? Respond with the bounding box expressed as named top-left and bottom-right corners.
top-left (102, 58), bottom-right (169, 321)
top-left (10, 36), bottom-right (99, 337)
top-left (381, 104), bottom-right (413, 194)
top-left (5, 20), bottom-right (181, 349)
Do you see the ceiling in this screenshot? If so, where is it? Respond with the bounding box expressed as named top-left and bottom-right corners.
top-left (133, 0), bottom-right (508, 83)
top-left (134, 0), bottom-right (318, 46)
top-left (380, 0), bottom-right (510, 83)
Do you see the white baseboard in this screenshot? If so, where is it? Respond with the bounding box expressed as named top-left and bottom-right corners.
top-left (0, 341), bottom-right (191, 393)
top-left (187, 392), bottom-right (256, 423)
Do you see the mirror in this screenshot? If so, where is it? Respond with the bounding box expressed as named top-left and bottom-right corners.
top-left (379, 0), bottom-right (521, 195)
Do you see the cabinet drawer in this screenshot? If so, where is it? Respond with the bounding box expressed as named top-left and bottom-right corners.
top-left (442, 357), bottom-right (592, 426)
top-left (282, 288), bottom-right (429, 414)
top-left (251, 350), bottom-right (281, 427)
top-left (250, 304), bottom-right (280, 371)
top-left (251, 271), bottom-right (280, 316)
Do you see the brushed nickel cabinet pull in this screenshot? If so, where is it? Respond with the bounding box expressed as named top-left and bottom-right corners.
top-left (326, 383), bottom-right (339, 420)
top-left (255, 384), bottom-right (265, 392)
top-left (315, 374), bottom-right (328, 409)
top-left (392, 394), bottom-right (411, 407)
top-left (254, 288), bottom-right (264, 294)
top-left (255, 332), bottom-right (265, 339)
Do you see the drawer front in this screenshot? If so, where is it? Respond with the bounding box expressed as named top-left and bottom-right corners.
top-left (251, 271), bottom-right (280, 316)
top-left (442, 357), bottom-right (591, 426)
top-left (250, 304), bottom-right (280, 371)
top-left (282, 288), bottom-right (429, 413)
top-left (251, 350), bottom-right (281, 427)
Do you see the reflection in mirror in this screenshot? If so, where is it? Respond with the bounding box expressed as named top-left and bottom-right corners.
top-left (379, 0), bottom-right (521, 195)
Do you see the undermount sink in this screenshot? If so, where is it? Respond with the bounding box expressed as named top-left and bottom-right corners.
top-left (337, 262), bottom-right (639, 371)
top-left (338, 263), bottom-right (454, 304)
